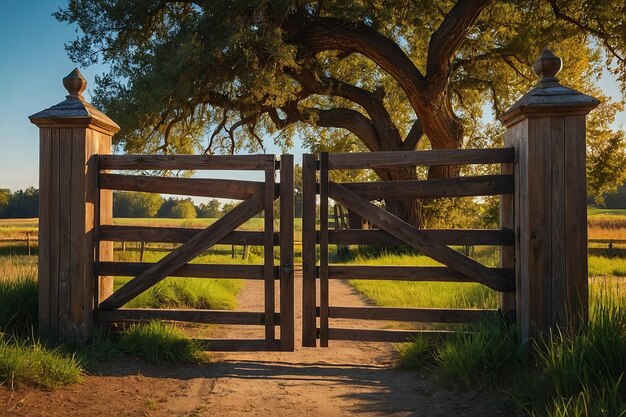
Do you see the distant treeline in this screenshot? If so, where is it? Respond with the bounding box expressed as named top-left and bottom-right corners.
top-left (0, 188), bottom-right (39, 218)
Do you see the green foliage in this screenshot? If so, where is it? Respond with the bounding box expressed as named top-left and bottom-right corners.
top-left (434, 321), bottom-right (524, 388)
top-left (55, 0), bottom-right (626, 215)
top-left (604, 184), bottom-right (626, 209)
top-left (196, 199), bottom-right (222, 218)
top-left (0, 337), bottom-right (83, 388)
top-left (396, 335), bottom-right (432, 370)
top-left (0, 187), bottom-right (39, 219)
top-left (170, 198), bottom-right (198, 219)
top-left (117, 321), bottom-right (202, 364)
top-left (113, 191), bottom-right (164, 218)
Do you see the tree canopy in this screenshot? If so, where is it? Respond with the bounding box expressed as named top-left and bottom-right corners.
top-left (56, 0), bottom-right (626, 220)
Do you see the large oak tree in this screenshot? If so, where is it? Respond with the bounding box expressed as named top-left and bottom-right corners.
top-left (56, 0), bottom-right (626, 225)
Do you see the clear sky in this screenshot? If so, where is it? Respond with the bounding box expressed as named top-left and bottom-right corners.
top-left (0, 0), bottom-right (624, 193)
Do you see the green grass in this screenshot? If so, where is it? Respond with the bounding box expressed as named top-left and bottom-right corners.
top-left (0, 337), bottom-right (83, 389)
top-left (588, 256), bottom-right (626, 277)
top-left (345, 251), bottom-right (498, 310)
top-left (117, 321), bottom-right (203, 364)
top-left (587, 207), bottom-right (626, 216)
top-left (0, 256), bottom-right (38, 336)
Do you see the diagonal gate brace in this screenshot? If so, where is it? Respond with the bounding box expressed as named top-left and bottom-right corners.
top-left (328, 182), bottom-right (514, 292)
top-left (99, 191), bottom-right (266, 310)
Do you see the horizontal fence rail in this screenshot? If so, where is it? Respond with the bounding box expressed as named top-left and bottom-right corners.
top-left (99, 174), bottom-right (273, 199)
top-left (99, 226), bottom-right (276, 245)
top-left (326, 148), bottom-right (515, 169)
top-left (97, 262), bottom-right (278, 280)
top-left (98, 154), bottom-right (276, 171)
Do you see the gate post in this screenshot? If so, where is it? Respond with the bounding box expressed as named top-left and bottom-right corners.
top-left (499, 50), bottom-right (598, 340)
top-left (30, 69), bottom-right (119, 344)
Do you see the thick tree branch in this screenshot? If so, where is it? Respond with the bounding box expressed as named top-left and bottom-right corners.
top-left (426, 0), bottom-right (490, 94)
top-left (403, 119), bottom-right (424, 151)
top-left (283, 16), bottom-right (427, 104)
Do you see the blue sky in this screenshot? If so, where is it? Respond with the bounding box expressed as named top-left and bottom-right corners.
top-left (0, 0), bottom-right (624, 192)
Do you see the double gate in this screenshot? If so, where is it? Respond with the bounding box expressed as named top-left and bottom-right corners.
top-left (92, 150), bottom-right (515, 351)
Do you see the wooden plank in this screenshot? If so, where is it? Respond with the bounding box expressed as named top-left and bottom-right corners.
top-left (99, 174), bottom-right (266, 200)
top-left (326, 328), bottom-right (421, 343)
top-left (499, 159), bottom-right (515, 315)
top-left (38, 128), bottom-right (52, 339)
top-left (564, 115), bottom-right (588, 327)
top-left (340, 175), bottom-right (513, 200)
top-left (69, 128), bottom-right (86, 342)
top-left (97, 261), bottom-right (269, 279)
top-left (329, 182), bottom-right (514, 292)
top-left (301, 154), bottom-right (317, 347)
top-left (194, 339), bottom-right (282, 352)
top-left (319, 153), bottom-right (330, 347)
top-left (96, 308), bottom-right (279, 325)
top-left (327, 148), bottom-right (515, 170)
top-left (551, 117), bottom-right (566, 327)
top-left (49, 128), bottom-right (60, 339)
top-left (58, 129), bottom-right (73, 342)
top-left (328, 229), bottom-right (515, 246)
top-left (327, 306), bottom-right (500, 323)
top-left (97, 132), bottom-right (114, 308)
top-left (264, 159), bottom-right (276, 340)
top-left (99, 154), bottom-right (275, 171)
top-left (327, 266), bottom-right (514, 282)
top-left (99, 191), bottom-right (265, 310)
top-left (279, 154), bottom-right (295, 351)
top-left (99, 226), bottom-right (269, 245)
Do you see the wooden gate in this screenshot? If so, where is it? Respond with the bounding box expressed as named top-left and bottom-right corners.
top-left (94, 154), bottom-right (294, 351)
top-left (301, 150), bottom-right (516, 347)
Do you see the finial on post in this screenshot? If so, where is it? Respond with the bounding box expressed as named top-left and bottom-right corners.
top-left (63, 68), bottom-right (87, 98)
top-left (532, 49), bottom-right (562, 83)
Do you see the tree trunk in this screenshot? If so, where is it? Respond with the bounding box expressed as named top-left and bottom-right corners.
top-left (373, 166), bottom-right (425, 228)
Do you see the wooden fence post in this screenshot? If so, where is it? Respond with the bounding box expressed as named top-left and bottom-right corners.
top-left (30, 69), bottom-right (119, 344)
top-left (499, 50), bottom-right (599, 340)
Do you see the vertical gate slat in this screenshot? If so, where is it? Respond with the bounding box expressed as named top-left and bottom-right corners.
top-left (279, 154), bottom-right (295, 351)
top-left (264, 157), bottom-right (276, 341)
top-left (301, 154), bottom-right (317, 347)
top-left (319, 153), bottom-right (329, 347)
top-left (500, 156), bottom-right (515, 316)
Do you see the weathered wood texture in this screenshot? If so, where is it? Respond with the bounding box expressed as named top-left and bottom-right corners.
top-left (327, 229), bottom-right (514, 246)
top-left (319, 153), bottom-right (330, 347)
top-left (99, 191), bottom-right (265, 310)
top-left (264, 158), bottom-right (276, 340)
top-left (97, 261), bottom-right (271, 279)
top-left (100, 174), bottom-right (267, 200)
top-left (279, 155), bottom-right (295, 351)
top-left (500, 160), bottom-right (515, 314)
top-left (301, 154), bottom-right (317, 347)
top-left (341, 175), bottom-right (513, 200)
top-left (97, 308), bottom-right (280, 325)
top-left (99, 225), bottom-right (271, 245)
top-left (327, 148), bottom-right (514, 169)
top-left (99, 154), bottom-right (275, 171)
top-left (502, 71), bottom-right (597, 338)
top-left (325, 306), bottom-right (499, 323)
top-left (33, 114), bottom-right (117, 343)
top-left (326, 266), bottom-right (513, 282)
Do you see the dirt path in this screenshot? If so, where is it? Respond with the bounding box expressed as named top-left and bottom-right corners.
top-left (1, 273), bottom-right (504, 416)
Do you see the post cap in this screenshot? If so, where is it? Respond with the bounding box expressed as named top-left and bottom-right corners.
top-left (499, 48), bottom-right (599, 127)
top-left (29, 69), bottom-right (120, 134)
top-left (63, 68), bottom-right (87, 98)
top-left (532, 49), bottom-right (562, 82)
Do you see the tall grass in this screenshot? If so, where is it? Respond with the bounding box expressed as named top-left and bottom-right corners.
top-left (0, 256), bottom-right (37, 336)
top-left (117, 321), bottom-right (203, 364)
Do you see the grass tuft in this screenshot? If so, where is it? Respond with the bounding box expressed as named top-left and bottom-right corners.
top-left (0, 336), bottom-right (82, 389)
top-left (117, 321), bottom-right (203, 364)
